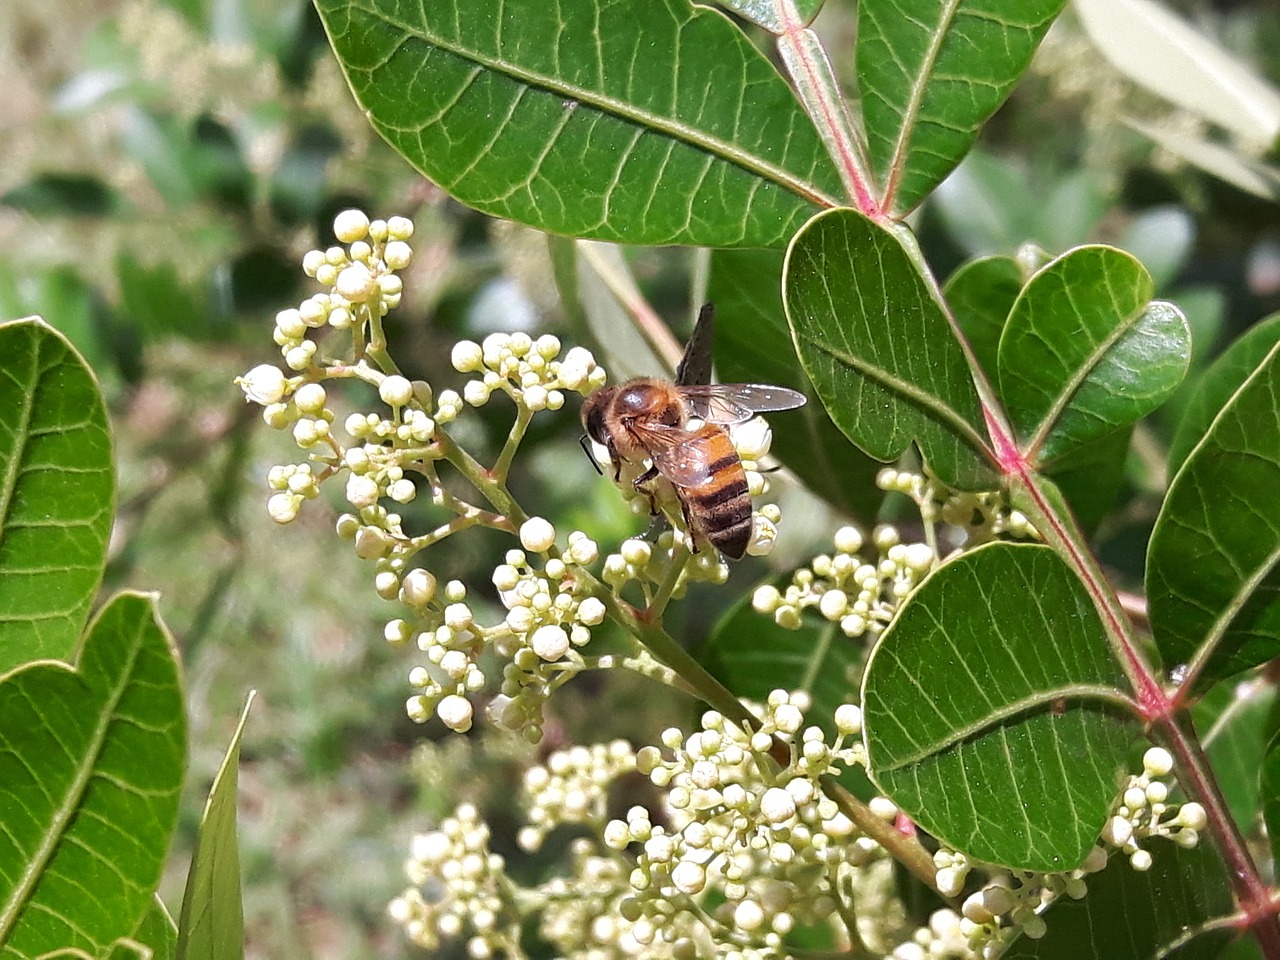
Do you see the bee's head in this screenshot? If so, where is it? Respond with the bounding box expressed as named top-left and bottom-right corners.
top-left (580, 388), bottom-right (611, 445)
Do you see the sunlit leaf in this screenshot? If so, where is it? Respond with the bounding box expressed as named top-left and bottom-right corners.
top-left (315, 0), bottom-right (843, 247)
top-left (858, 0), bottom-right (1064, 213)
top-left (1147, 340), bottom-right (1280, 691)
top-left (784, 208), bottom-right (999, 490)
top-left (943, 254), bottom-right (1023, 382)
top-left (0, 593), bottom-right (187, 957)
top-left (0, 318), bottom-right (114, 672)
top-left (998, 246), bottom-right (1190, 466)
top-left (862, 542), bottom-right (1137, 870)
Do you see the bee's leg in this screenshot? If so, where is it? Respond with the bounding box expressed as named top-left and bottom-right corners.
top-left (631, 465), bottom-right (661, 515)
top-left (678, 500), bottom-right (701, 554)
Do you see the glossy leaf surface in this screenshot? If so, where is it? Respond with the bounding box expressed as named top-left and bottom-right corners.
top-left (998, 246), bottom-right (1190, 466)
top-left (858, 0), bottom-right (1064, 213)
top-left (784, 208), bottom-right (999, 490)
top-left (0, 318), bottom-right (114, 672)
top-left (708, 248), bottom-right (883, 522)
top-left (315, 0), bottom-right (842, 248)
top-left (862, 542), bottom-right (1136, 870)
top-left (1147, 341), bottom-right (1280, 690)
top-left (943, 254), bottom-right (1023, 382)
top-left (0, 593), bottom-right (186, 957)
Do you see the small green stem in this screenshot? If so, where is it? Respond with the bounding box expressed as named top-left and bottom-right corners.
top-left (365, 309), bottom-right (400, 375)
top-left (493, 406), bottom-right (533, 483)
top-left (648, 543), bottom-right (691, 621)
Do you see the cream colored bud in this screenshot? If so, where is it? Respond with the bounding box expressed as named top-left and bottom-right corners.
top-left (384, 240), bottom-right (412, 270)
top-left (239, 364), bottom-right (289, 405)
top-left (1143, 747), bottom-right (1174, 777)
top-left (387, 478), bottom-right (417, 503)
top-left (346, 474), bottom-right (380, 509)
top-left (333, 209), bottom-right (370, 242)
top-left (401, 569), bottom-right (437, 606)
top-left (531, 625), bottom-right (570, 661)
top-left (520, 517), bottom-right (556, 553)
top-left (335, 262), bottom-right (375, 300)
top-left (437, 695), bottom-right (473, 732)
top-left (671, 861), bottom-right (706, 895)
top-left (354, 527), bottom-right (391, 560)
top-left (577, 597), bottom-right (606, 626)
top-left (759, 787), bottom-right (796, 824)
top-left (380, 375), bottom-right (414, 407)
top-left (267, 493), bottom-right (300, 524)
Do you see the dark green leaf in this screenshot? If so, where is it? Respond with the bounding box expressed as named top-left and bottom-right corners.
top-left (998, 246), bottom-right (1190, 466)
top-left (118, 255), bottom-right (207, 343)
top-left (1264, 727), bottom-right (1280, 868)
top-left (862, 542), bottom-right (1137, 870)
top-left (1169, 314), bottom-right (1280, 477)
top-left (0, 319), bottom-right (114, 672)
top-left (708, 248), bottom-right (883, 522)
top-left (943, 255), bottom-right (1023, 382)
top-left (1147, 341), bottom-right (1280, 690)
top-left (1, 174), bottom-right (120, 217)
top-left (858, 0), bottom-right (1064, 213)
top-left (316, 0), bottom-right (842, 248)
top-left (1043, 427), bottom-right (1132, 536)
top-left (1002, 843), bottom-right (1236, 959)
top-left (177, 694), bottom-right (254, 960)
top-left (784, 208), bottom-right (999, 490)
top-left (0, 593), bottom-right (187, 956)
top-left (1195, 677), bottom-right (1278, 833)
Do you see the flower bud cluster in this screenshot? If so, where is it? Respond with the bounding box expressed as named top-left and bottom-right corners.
top-left (538, 839), bottom-right (652, 957)
top-left (519, 740), bottom-right (638, 851)
top-left (602, 529), bottom-right (731, 597)
top-left (600, 692), bottom-right (868, 954)
top-left (752, 525), bottom-right (934, 639)
top-left (399, 577), bottom-right (489, 734)
top-left (877, 468), bottom-right (1037, 543)
top-left (452, 333), bottom-right (606, 410)
top-left (389, 803), bottom-right (521, 957)
top-left (1101, 746), bottom-right (1205, 871)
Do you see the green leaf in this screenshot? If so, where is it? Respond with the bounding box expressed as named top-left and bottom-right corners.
top-left (1195, 677), bottom-right (1278, 833)
top-left (0, 174), bottom-right (121, 217)
top-left (712, 0), bottom-right (824, 32)
top-left (1128, 119), bottom-right (1280, 203)
top-left (1076, 0), bottom-right (1280, 146)
top-left (0, 318), bottom-right (115, 672)
top-left (117, 254), bottom-right (207, 343)
top-left (784, 208), bottom-right (999, 490)
top-left (1147, 340), bottom-right (1280, 691)
top-left (998, 246), bottom-right (1191, 466)
top-left (0, 592), bottom-right (187, 957)
top-left (1169, 314), bottom-right (1280, 477)
top-left (857, 0), bottom-right (1064, 213)
top-left (862, 542), bottom-right (1137, 870)
top-left (109, 896), bottom-right (178, 960)
top-left (708, 248), bottom-right (884, 522)
top-left (1042, 427), bottom-right (1131, 536)
top-left (1264, 728), bottom-right (1280, 868)
top-left (1001, 843), bottom-right (1235, 960)
top-left (315, 0), bottom-right (843, 248)
top-left (177, 694), bottom-right (253, 960)
top-left (943, 254), bottom-right (1023, 382)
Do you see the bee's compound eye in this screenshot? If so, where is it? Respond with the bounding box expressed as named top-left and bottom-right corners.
top-left (584, 403), bottom-right (607, 443)
top-left (618, 386), bottom-right (652, 414)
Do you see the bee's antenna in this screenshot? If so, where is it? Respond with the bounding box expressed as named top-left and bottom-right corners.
top-left (580, 434), bottom-right (603, 475)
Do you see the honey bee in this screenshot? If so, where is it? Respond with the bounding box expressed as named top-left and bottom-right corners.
top-left (580, 304), bottom-right (806, 560)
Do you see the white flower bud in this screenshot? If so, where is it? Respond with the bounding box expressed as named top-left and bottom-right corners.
top-left (1143, 747), bottom-right (1174, 777)
top-left (752, 584), bottom-right (780, 613)
top-left (354, 527), bottom-right (391, 560)
top-left (463, 380), bottom-right (491, 406)
top-left (275, 308), bottom-right (307, 339)
top-left (387, 216), bottom-right (413, 239)
top-left (444, 603), bottom-right (473, 630)
top-left (387, 478), bottom-right (417, 503)
top-left (384, 240), bottom-right (412, 270)
top-left (620, 539), bottom-right (651, 565)
top-left (267, 493), bottom-right (300, 524)
top-left (292, 382), bottom-right (326, 414)
top-left (577, 597), bottom-right (606, 626)
top-left (375, 571), bottom-right (400, 600)
top-left (903, 542), bottom-right (934, 573)
top-left (531, 625), bottom-right (570, 661)
top-left (759, 787), bottom-right (796, 824)
top-left (818, 589), bottom-right (848, 620)
top-left (401, 568), bottom-right (437, 606)
top-left (333, 209), bottom-right (370, 242)
top-left (869, 796), bottom-right (898, 821)
top-left (335, 262), bottom-right (375, 301)
top-left (746, 515), bottom-right (777, 556)
top-left (520, 517), bottom-right (556, 553)
top-left (733, 899), bottom-right (765, 933)
top-left (671, 861), bottom-right (706, 895)
top-left (1177, 802), bottom-right (1207, 831)
top-left (346, 474), bottom-right (380, 509)
top-left (238, 364), bottom-right (289, 405)
top-left (523, 385), bottom-right (548, 411)
top-left (834, 703), bottom-right (862, 735)
top-left (1130, 849), bottom-right (1153, 871)
top-left (406, 696), bottom-right (430, 723)
top-left (452, 340), bottom-right (485, 373)
top-left (732, 418), bottom-right (772, 460)
top-left (437, 695), bottom-right (474, 732)
top-left (380, 375), bottom-right (414, 407)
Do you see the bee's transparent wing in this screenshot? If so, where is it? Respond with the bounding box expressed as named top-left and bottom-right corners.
top-left (634, 423), bottom-right (716, 488)
top-left (675, 302), bottom-right (716, 387)
top-left (679, 384), bottom-right (807, 424)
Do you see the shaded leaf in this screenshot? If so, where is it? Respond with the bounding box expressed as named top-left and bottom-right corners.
top-left (1264, 727), bottom-right (1280, 869)
top-left (1195, 677), bottom-right (1278, 833)
top-left (0, 318), bottom-right (114, 672)
top-left (1169, 313), bottom-right (1280, 477)
top-left (117, 255), bottom-right (207, 343)
top-left (1119, 206), bottom-right (1195, 291)
top-left (784, 208), bottom-right (999, 490)
top-left (943, 254), bottom-right (1023, 382)
top-left (0, 593), bottom-right (187, 956)
top-left (862, 542), bottom-right (1137, 870)
top-left (1002, 842), bottom-right (1236, 959)
top-left (1129, 120), bottom-right (1280, 203)
top-left (1043, 427), bottom-right (1132, 536)
top-left (708, 248), bottom-right (883, 522)
top-left (998, 246), bottom-right (1190, 466)
top-left (0, 174), bottom-right (120, 217)
top-left (316, 0), bottom-right (842, 248)
top-left (177, 694), bottom-right (254, 960)
top-left (858, 0), bottom-right (1064, 213)
top-left (1147, 340), bottom-right (1280, 691)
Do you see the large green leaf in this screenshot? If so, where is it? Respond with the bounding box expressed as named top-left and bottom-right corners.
top-left (1195, 677), bottom-right (1278, 833)
top-left (708, 248), bottom-right (883, 522)
top-left (862, 542), bottom-right (1137, 871)
top-left (998, 246), bottom-right (1190, 467)
top-left (1147, 341), bottom-right (1280, 691)
top-left (784, 208), bottom-right (999, 490)
top-left (315, 0), bottom-right (843, 248)
top-left (177, 694), bottom-right (253, 960)
top-left (857, 0), bottom-right (1064, 213)
top-left (943, 254), bottom-right (1023, 382)
top-left (0, 318), bottom-right (114, 672)
top-left (1002, 843), bottom-right (1235, 959)
top-left (0, 593), bottom-right (187, 957)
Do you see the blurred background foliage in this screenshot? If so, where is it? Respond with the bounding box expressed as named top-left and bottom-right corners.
top-left (2, 0), bottom-right (1279, 955)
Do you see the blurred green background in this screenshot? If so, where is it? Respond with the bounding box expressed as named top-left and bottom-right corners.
top-left (3, 0), bottom-right (1279, 955)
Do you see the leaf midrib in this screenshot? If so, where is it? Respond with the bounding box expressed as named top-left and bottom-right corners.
top-left (345, 0), bottom-right (841, 208)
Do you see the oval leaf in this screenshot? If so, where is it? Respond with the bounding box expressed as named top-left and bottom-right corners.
top-left (943, 254), bottom-right (1024, 382)
top-left (315, 0), bottom-right (843, 248)
top-left (862, 542), bottom-right (1138, 870)
top-left (858, 0), bottom-right (1065, 213)
top-left (0, 593), bottom-right (187, 955)
top-left (1147, 340), bottom-right (1280, 692)
top-left (0, 318), bottom-right (114, 672)
top-left (784, 208), bottom-right (999, 490)
top-left (998, 246), bottom-right (1190, 466)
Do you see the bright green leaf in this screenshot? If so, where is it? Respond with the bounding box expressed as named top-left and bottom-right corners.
top-left (943, 255), bottom-right (1023, 382)
top-left (315, 0), bottom-right (843, 248)
top-left (784, 208), bottom-right (999, 490)
top-left (708, 248), bottom-right (883, 522)
top-left (1147, 340), bottom-right (1280, 691)
top-left (1001, 842), bottom-right (1235, 959)
top-left (1169, 313), bottom-right (1280, 477)
top-left (998, 246), bottom-right (1191, 466)
top-left (862, 542), bottom-right (1137, 871)
top-left (177, 693), bottom-right (253, 960)
top-left (0, 318), bottom-right (114, 672)
top-left (1195, 677), bottom-right (1278, 833)
top-left (858, 0), bottom-right (1064, 213)
top-left (109, 896), bottom-right (178, 960)
top-left (0, 593), bottom-right (187, 957)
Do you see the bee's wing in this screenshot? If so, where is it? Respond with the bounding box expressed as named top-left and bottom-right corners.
top-left (678, 384), bottom-right (808, 424)
top-left (631, 423), bottom-right (717, 488)
top-left (675, 302), bottom-right (716, 387)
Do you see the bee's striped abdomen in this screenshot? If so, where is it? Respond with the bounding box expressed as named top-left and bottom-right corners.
top-left (687, 428), bottom-right (752, 560)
